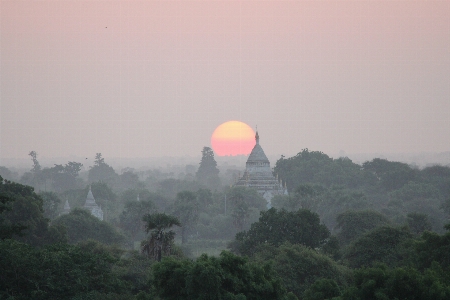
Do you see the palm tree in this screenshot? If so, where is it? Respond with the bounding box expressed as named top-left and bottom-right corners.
top-left (142, 213), bottom-right (180, 261)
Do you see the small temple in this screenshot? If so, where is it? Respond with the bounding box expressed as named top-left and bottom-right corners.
top-left (60, 199), bottom-right (71, 215)
top-left (83, 186), bottom-right (104, 220)
top-left (235, 129), bottom-right (287, 207)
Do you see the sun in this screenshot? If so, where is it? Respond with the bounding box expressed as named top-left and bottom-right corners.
top-left (211, 121), bottom-right (255, 156)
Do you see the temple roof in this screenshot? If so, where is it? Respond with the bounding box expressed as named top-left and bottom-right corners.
top-left (247, 131), bottom-right (269, 163)
top-left (84, 186), bottom-right (99, 208)
top-left (63, 199), bottom-right (70, 210)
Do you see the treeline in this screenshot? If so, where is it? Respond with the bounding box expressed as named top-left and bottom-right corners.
top-left (273, 149), bottom-right (450, 233)
top-left (1, 148), bottom-right (450, 299)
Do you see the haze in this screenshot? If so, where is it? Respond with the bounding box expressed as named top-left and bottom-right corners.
top-left (1, 0), bottom-right (449, 161)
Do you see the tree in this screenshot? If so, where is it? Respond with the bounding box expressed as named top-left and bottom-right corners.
top-left (142, 213), bottom-right (181, 261)
top-left (0, 239), bottom-right (127, 299)
top-left (39, 191), bottom-right (61, 220)
top-left (52, 208), bottom-right (125, 245)
top-left (196, 146), bottom-right (220, 189)
top-left (231, 208), bottom-right (330, 256)
top-left (335, 210), bottom-right (390, 246)
top-left (343, 226), bottom-right (413, 268)
top-left (29, 150), bottom-right (41, 173)
top-left (172, 191), bottom-right (199, 244)
top-left (303, 279), bottom-right (341, 300)
top-left (415, 224), bottom-right (450, 271)
top-left (20, 151), bottom-right (46, 190)
top-left (0, 177), bottom-right (27, 240)
top-left (339, 264), bottom-right (450, 300)
top-left (152, 251), bottom-right (293, 300)
top-left (196, 188), bottom-right (213, 210)
top-left (117, 170), bottom-right (141, 192)
top-left (49, 161), bottom-right (83, 191)
top-left (389, 182), bottom-right (445, 232)
top-left (120, 199), bottom-right (155, 242)
top-left (0, 166), bottom-right (14, 181)
top-left (362, 158), bottom-right (417, 191)
top-left (407, 212), bottom-right (432, 236)
top-left (273, 149), bottom-right (366, 191)
top-left (252, 243), bottom-right (350, 299)
top-left (227, 186), bottom-right (267, 231)
top-left (0, 177), bottom-right (65, 246)
top-left (88, 153), bottom-right (118, 184)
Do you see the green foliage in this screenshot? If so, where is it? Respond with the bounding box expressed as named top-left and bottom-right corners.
top-left (39, 191), bottom-right (62, 220)
top-left (274, 150), bottom-right (366, 191)
top-left (0, 239), bottom-right (127, 299)
top-left (158, 178), bottom-right (203, 200)
top-left (227, 186), bottom-right (267, 231)
top-left (48, 161), bottom-right (83, 191)
top-left (303, 279), bottom-right (341, 300)
top-left (272, 184), bottom-right (326, 212)
top-left (89, 153), bottom-right (118, 185)
top-left (0, 166), bottom-right (15, 181)
top-left (362, 158), bottom-right (418, 191)
top-left (339, 264), bottom-right (450, 300)
top-left (142, 212), bottom-right (181, 261)
top-left (0, 177), bottom-right (65, 246)
top-left (407, 212), bottom-right (432, 236)
top-left (315, 187), bottom-right (369, 231)
top-left (388, 182), bottom-right (445, 232)
top-left (116, 170), bottom-right (142, 192)
top-left (343, 226), bottom-right (413, 268)
top-left (253, 243), bottom-right (350, 299)
top-left (53, 208), bottom-right (125, 245)
top-left (172, 191), bottom-right (199, 244)
top-left (153, 251), bottom-right (292, 300)
top-left (416, 225), bottom-right (450, 272)
top-left (196, 146), bottom-right (221, 189)
top-left (197, 188), bottom-right (213, 210)
top-left (421, 165), bottom-right (450, 205)
top-left (120, 198), bottom-right (155, 242)
top-left (231, 208), bottom-right (330, 256)
top-left (336, 210), bottom-right (390, 246)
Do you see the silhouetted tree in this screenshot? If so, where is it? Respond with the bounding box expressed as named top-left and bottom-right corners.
top-left (172, 191), bottom-right (199, 244)
top-left (142, 213), bottom-right (180, 261)
top-left (88, 153), bottom-right (118, 184)
top-left (196, 147), bottom-right (220, 189)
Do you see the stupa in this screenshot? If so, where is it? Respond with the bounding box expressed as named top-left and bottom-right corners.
top-left (60, 199), bottom-right (71, 215)
top-left (83, 186), bottom-right (104, 220)
top-left (235, 130), bottom-right (287, 207)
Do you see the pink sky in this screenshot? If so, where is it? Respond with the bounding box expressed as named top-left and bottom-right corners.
top-left (1, 0), bottom-right (449, 160)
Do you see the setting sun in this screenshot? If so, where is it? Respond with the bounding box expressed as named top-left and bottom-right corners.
top-left (211, 121), bottom-right (255, 156)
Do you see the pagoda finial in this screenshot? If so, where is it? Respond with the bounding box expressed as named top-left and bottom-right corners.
top-left (255, 126), bottom-right (259, 145)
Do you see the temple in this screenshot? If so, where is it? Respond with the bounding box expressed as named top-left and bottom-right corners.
top-left (83, 186), bottom-right (104, 220)
top-left (60, 199), bottom-right (71, 215)
top-left (235, 130), bottom-right (287, 207)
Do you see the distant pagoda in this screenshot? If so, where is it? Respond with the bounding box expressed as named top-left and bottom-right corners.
top-left (60, 199), bottom-right (71, 215)
top-left (83, 186), bottom-right (104, 221)
top-left (235, 130), bottom-right (287, 207)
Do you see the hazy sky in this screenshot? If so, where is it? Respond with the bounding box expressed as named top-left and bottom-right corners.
top-left (1, 0), bottom-right (449, 161)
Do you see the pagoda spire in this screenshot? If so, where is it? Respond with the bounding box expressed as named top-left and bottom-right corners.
top-left (255, 125), bottom-right (259, 145)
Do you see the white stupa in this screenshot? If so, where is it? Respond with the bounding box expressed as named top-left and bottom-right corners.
top-left (83, 186), bottom-right (104, 220)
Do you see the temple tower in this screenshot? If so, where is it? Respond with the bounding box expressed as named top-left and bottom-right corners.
top-left (235, 130), bottom-right (287, 207)
top-left (60, 199), bottom-right (71, 215)
top-left (83, 186), bottom-right (104, 220)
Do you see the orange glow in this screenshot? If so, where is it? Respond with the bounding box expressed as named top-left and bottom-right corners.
top-left (211, 121), bottom-right (255, 156)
